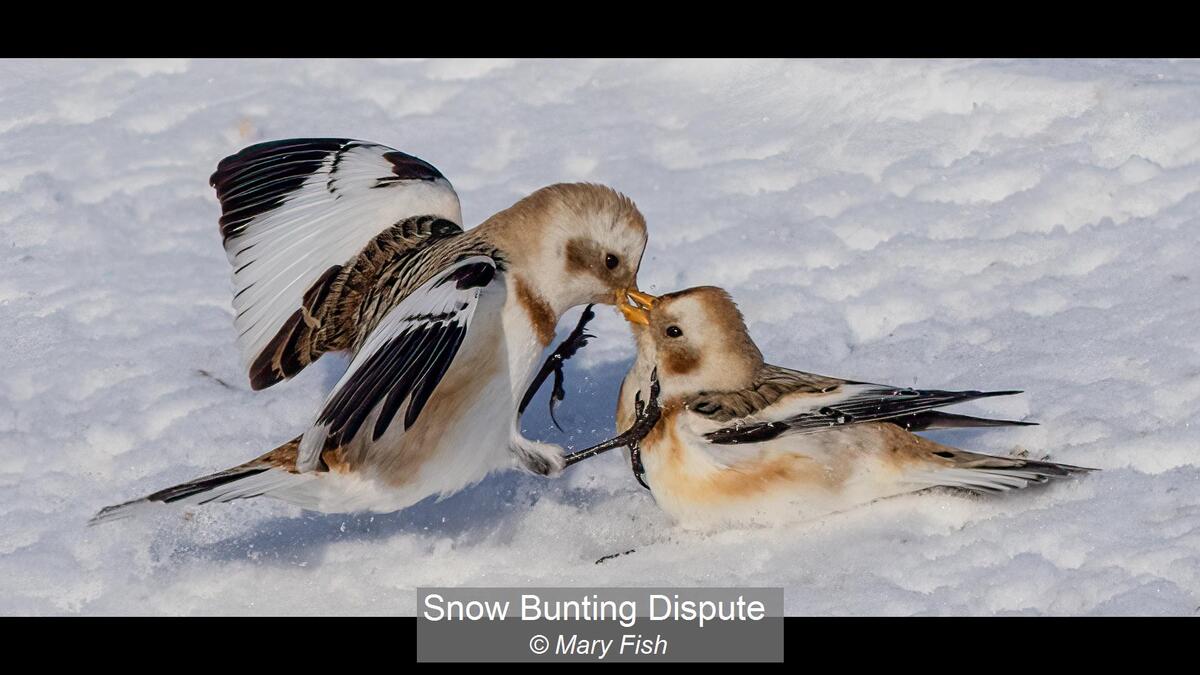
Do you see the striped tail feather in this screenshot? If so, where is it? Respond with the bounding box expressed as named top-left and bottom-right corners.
top-left (894, 411), bottom-right (1038, 432)
top-left (89, 438), bottom-right (307, 526)
top-left (907, 451), bottom-right (1096, 494)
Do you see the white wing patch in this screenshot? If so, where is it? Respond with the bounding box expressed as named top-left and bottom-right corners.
top-left (296, 256), bottom-right (497, 472)
top-left (211, 138), bottom-right (463, 381)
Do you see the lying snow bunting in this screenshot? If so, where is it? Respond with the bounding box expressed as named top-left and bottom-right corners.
top-left (92, 138), bottom-right (654, 523)
top-left (611, 286), bottom-right (1096, 528)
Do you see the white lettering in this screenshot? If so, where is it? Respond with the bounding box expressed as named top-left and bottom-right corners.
top-left (557, 634), bottom-right (613, 659)
top-left (621, 634), bottom-right (668, 655)
top-left (647, 594), bottom-right (769, 628)
top-left (423, 594), bottom-right (509, 621)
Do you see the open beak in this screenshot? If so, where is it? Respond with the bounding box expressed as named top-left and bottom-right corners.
top-left (617, 289), bottom-right (657, 325)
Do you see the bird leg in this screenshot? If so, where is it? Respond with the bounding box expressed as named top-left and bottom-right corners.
top-left (628, 394), bottom-right (651, 490)
top-left (563, 369), bottom-right (661, 468)
top-left (518, 304), bottom-right (596, 430)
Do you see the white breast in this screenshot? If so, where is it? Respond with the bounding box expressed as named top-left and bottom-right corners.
top-left (640, 413), bottom-right (921, 529)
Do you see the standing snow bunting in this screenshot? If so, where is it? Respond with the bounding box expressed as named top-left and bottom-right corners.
top-left (613, 286), bottom-right (1095, 528)
top-left (93, 138), bottom-right (651, 522)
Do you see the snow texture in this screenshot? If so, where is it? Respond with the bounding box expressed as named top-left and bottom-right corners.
top-left (2, 58), bottom-right (1199, 616)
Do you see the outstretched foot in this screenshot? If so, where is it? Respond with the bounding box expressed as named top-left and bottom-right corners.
top-left (518, 304), bottom-right (596, 430)
top-left (629, 388), bottom-right (653, 490)
top-left (563, 368), bottom-right (662, 468)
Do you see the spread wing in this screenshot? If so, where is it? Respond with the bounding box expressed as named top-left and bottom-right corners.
top-left (211, 138), bottom-right (463, 388)
top-left (698, 365), bottom-right (1029, 445)
top-left (296, 256), bottom-right (497, 472)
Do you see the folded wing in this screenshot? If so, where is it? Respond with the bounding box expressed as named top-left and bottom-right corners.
top-left (702, 367), bottom-right (1028, 445)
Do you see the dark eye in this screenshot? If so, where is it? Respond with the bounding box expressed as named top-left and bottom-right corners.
top-left (605, 253), bottom-right (619, 270)
top-left (666, 325), bottom-right (683, 338)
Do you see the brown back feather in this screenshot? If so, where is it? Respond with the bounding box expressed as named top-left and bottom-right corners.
top-left (248, 216), bottom-right (490, 390)
top-left (685, 364), bottom-right (846, 422)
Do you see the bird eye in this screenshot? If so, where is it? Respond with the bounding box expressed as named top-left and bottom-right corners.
top-left (666, 325), bottom-right (683, 338)
top-left (605, 253), bottom-right (619, 270)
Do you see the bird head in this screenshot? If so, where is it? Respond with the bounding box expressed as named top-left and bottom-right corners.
top-left (619, 286), bottom-right (763, 399)
top-left (489, 183), bottom-right (649, 317)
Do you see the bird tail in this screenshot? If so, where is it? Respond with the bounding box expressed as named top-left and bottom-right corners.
top-left (89, 436), bottom-right (306, 526)
top-left (894, 411), bottom-right (1037, 432)
top-left (906, 449), bottom-right (1096, 494)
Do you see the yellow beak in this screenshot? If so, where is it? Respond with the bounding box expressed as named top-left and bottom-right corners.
top-left (617, 289), bottom-right (657, 325)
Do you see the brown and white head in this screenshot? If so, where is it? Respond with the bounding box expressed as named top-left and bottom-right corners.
top-left (484, 182), bottom-right (651, 317)
top-left (619, 286), bottom-right (764, 400)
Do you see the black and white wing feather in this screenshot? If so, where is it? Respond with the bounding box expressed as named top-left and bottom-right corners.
top-left (296, 256), bottom-right (497, 471)
top-left (211, 138), bottom-right (462, 388)
top-left (704, 376), bottom-right (1026, 445)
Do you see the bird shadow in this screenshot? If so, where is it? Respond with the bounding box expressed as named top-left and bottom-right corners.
top-left (173, 352), bottom-right (636, 565)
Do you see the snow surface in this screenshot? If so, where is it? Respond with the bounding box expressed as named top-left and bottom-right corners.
top-left (3, 58), bottom-right (1200, 616)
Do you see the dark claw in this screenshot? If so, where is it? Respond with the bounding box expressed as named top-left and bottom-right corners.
top-left (519, 305), bottom-right (597, 427)
top-left (628, 367), bottom-right (658, 489)
top-left (630, 442), bottom-right (650, 490)
top-left (549, 363), bottom-right (566, 431)
top-left (562, 368), bottom-right (663, 488)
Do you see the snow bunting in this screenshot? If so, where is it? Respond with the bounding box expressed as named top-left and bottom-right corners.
top-left (613, 286), bottom-right (1095, 528)
top-left (92, 138), bottom-right (652, 523)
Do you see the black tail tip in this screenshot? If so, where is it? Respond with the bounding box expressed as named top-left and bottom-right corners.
top-left (87, 500), bottom-right (144, 526)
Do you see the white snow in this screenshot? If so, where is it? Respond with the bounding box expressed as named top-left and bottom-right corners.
top-left (3, 58), bottom-right (1200, 616)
